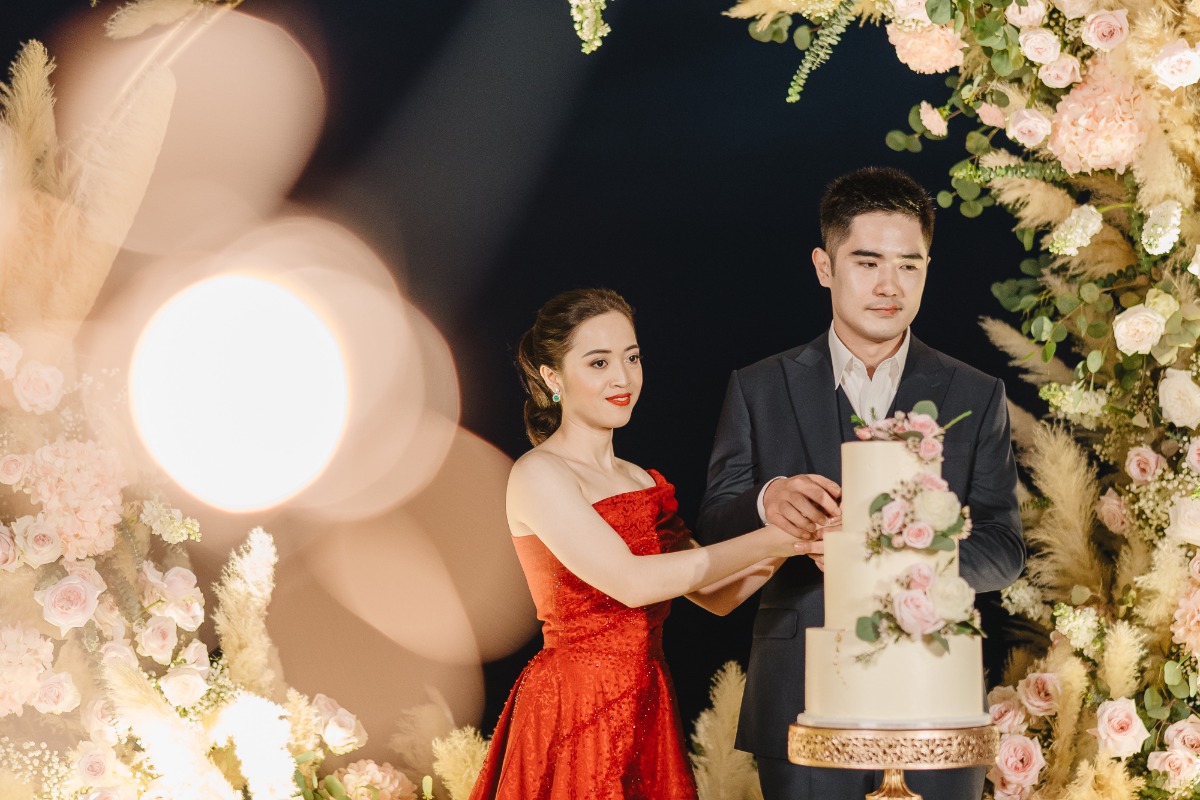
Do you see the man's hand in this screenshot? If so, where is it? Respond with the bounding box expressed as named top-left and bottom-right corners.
top-left (763, 474), bottom-right (842, 541)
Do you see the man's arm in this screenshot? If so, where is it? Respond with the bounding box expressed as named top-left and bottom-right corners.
top-left (960, 377), bottom-right (1026, 593)
top-left (697, 370), bottom-right (768, 544)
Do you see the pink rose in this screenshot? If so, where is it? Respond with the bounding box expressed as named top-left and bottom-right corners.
top-left (1018, 28), bottom-right (1061, 65)
top-left (1016, 672), bottom-right (1061, 716)
top-left (907, 562), bottom-right (935, 591)
top-left (159, 665), bottom-right (209, 708)
top-left (1081, 9), bottom-right (1128, 51)
top-left (74, 741), bottom-right (116, 786)
top-left (919, 102), bottom-right (948, 137)
top-left (1050, 0), bottom-right (1092, 18)
top-left (99, 641), bottom-right (139, 669)
top-left (918, 436), bottom-right (943, 461)
top-left (893, 589), bottom-right (943, 636)
top-left (1165, 716), bottom-right (1200, 754)
top-left (32, 670), bottom-right (80, 714)
top-left (179, 640), bottom-right (211, 677)
top-left (902, 521), bottom-right (936, 549)
top-left (136, 615), bottom-right (178, 666)
top-left (907, 413), bottom-right (939, 437)
top-left (988, 686), bottom-right (1029, 734)
top-left (13, 515), bottom-right (62, 567)
top-left (1038, 53), bottom-right (1081, 89)
top-left (917, 470), bottom-right (949, 491)
top-left (1154, 40), bottom-right (1200, 91)
top-left (0, 333), bottom-right (22, 380)
top-left (0, 526), bottom-right (18, 572)
top-left (1093, 696), bottom-right (1151, 758)
top-left (881, 499), bottom-right (910, 534)
top-left (91, 596), bottom-right (126, 640)
top-left (12, 360), bottom-right (64, 415)
top-left (1192, 554), bottom-right (1200, 585)
top-left (987, 770), bottom-right (1031, 800)
top-left (855, 426), bottom-right (874, 440)
top-left (1126, 446), bottom-right (1165, 483)
top-left (1007, 108), bottom-right (1052, 147)
top-left (994, 733), bottom-right (1046, 786)
top-left (0, 454), bottom-right (25, 486)
top-left (36, 575), bottom-right (102, 636)
top-left (1174, 586), bottom-right (1200, 656)
top-left (978, 102), bottom-right (1007, 127)
top-left (890, 0), bottom-right (932, 22)
top-left (1188, 440), bottom-right (1200, 473)
top-left (1005, 0), bottom-right (1047, 26)
top-left (1147, 749), bottom-right (1200, 790)
top-left (1096, 488), bottom-right (1131, 534)
top-left (81, 696), bottom-right (123, 745)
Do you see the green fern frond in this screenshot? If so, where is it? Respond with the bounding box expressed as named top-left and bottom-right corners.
top-left (786, 0), bottom-right (856, 103)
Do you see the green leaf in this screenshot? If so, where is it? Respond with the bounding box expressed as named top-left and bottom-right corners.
top-left (965, 130), bottom-right (991, 156)
top-left (1080, 283), bottom-right (1101, 303)
top-left (1030, 315), bottom-right (1052, 341)
top-left (1087, 350), bottom-right (1104, 373)
top-left (1121, 370), bottom-right (1138, 391)
top-left (1148, 702), bottom-right (1173, 720)
top-left (793, 24), bottom-right (813, 49)
top-left (1070, 585), bottom-right (1091, 605)
top-left (989, 90), bottom-right (1010, 108)
top-left (991, 48), bottom-right (1014, 76)
top-left (926, 0), bottom-right (953, 24)
top-left (942, 515), bottom-right (965, 536)
top-left (1145, 686), bottom-right (1164, 711)
top-left (1169, 679), bottom-right (1192, 700)
top-left (905, 134), bottom-right (923, 153)
top-left (909, 104), bottom-right (926, 133)
top-left (1018, 257), bottom-right (1041, 276)
top-left (294, 751), bottom-right (316, 765)
top-left (885, 130), bottom-right (910, 152)
top-left (1191, 672), bottom-right (1198, 697)
top-left (869, 493), bottom-right (893, 515)
top-left (423, 776), bottom-right (434, 800)
top-left (748, 20), bottom-right (774, 42)
top-left (960, 199), bottom-right (983, 218)
top-left (936, 190), bottom-right (955, 208)
top-left (1087, 320), bottom-right (1109, 339)
top-left (1095, 293), bottom-right (1114, 313)
top-left (857, 616), bottom-right (880, 642)
top-left (1055, 295), bottom-right (1080, 314)
top-left (1119, 291), bottom-right (1142, 309)
top-left (1042, 340), bottom-right (1057, 361)
top-left (928, 632), bottom-right (950, 654)
top-left (930, 534), bottom-right (957, 551)
top-left (1017, 228), bottom-right (1036, 251)
top-left (1166, 660), bottom-right (1184, 686)
top-left (912, 400), bottom-right (939, 418)
top-left (1051, 322), bottom-right (1069, 343)
top-left (324, 776), bottom-right (349, 800)
top-left (951, 177), bottom-right (982, 201)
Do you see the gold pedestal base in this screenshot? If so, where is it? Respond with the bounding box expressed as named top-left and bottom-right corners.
top-left (788, 722), bottom-right (998, 800)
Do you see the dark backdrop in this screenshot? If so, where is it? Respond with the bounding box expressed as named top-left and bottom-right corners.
top-left (8, 0), bottom-right (1037, 736)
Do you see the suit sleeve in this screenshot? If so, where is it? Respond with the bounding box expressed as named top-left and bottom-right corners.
top-left (696, 369), bottom-right (770, 545)
top-left (960, 377), bottom-right (1026, 593)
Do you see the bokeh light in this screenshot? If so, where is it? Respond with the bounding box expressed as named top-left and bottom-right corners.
top-left (129, 275), bottom-right (348, 511)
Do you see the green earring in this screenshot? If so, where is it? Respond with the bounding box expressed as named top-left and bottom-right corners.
top-left (552, 392), bottom-right (561, 403)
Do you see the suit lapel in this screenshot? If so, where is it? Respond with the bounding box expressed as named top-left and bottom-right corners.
top-left (890, 335), bottom-right (952, 417)
top-left (781, 333), bottom-right (842, 480)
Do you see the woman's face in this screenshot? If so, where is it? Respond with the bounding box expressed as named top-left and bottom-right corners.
top-left (544, 311), bottom-right (642, 433)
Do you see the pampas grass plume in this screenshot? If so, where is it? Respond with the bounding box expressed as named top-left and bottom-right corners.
top-left (106, 0), bottom-right (200, 39)
top-left (431, 727), bottom-right (489, 800)
top-left (208, 692), bottom-right (295, 800)
top-left (690, 661), bottom-right (763, 800)
top-left (1134, 540), bottom-right (1191, 640)
top-left (1042, 643), bottom-right (1089, 791)
top-left (1097, 620), bottom-right (1146, 700)
top-left (389, 687), bottom-right (457, 786)
top-left (212, 528), bottom-right (284, 700)
top-left (980, 318), bottom-right (1074, 387)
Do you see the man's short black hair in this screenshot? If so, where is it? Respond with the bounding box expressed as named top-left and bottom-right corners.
top-left (819, 167), bottom-right (935, 256)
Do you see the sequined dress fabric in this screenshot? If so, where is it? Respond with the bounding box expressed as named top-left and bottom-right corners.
top-left (469, 469), bottom-right (699, 800)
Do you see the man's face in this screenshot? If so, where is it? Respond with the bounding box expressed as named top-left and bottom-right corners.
top-left (813, 211), bottom-right (929, 351)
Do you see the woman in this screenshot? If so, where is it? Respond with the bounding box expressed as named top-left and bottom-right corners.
top-left (469, 288), bottom-right (815, 800)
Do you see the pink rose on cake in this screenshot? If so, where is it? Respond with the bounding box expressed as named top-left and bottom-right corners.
top-left (893, 589), bottom-right (943, 635)
top-left (880, 499), bottom-right (910, 534)
top-left (917, 471), bottom-right (948, 492)
top-left (1092, 696), bottom-right (1150, 757)
top-left (917, 436), bottom-right (943, 460)
top-left (902, 522), bottom-right (935, 549)
top-left (906, 563), bottom-right (935, 591)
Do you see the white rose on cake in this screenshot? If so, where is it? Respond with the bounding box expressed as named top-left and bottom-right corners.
top-left (930, 575), bottom-right (975, 622)
top-left (913, 489), bottom-right (961, 530)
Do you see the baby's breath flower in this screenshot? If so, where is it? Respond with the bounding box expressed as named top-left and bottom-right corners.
top-left (1053, 602), bottom-right (1103, 658)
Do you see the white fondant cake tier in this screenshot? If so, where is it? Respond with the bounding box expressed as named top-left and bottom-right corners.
top-left (801, 439), bottom-right (985, 729)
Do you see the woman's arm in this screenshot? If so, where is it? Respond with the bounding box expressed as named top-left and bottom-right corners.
top-left (508, 453), bottom-right (810, 609)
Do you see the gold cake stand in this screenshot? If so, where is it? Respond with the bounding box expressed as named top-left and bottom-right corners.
top-left (788, 721), bottom-right (999, 799)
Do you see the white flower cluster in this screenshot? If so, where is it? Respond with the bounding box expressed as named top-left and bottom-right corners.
top-left (0, 623), bottom-right (79, 718)
top-left (1143, 200), bottom-right (1184, 255)
top-left (1040, 381), bottom-right (1108, 429)
top-left (1001, 578), bottom-right (1052, 624)
top-left (139, 499), bottom-right (201, 544)
top-left (1127, 467), bottom-right (1195, 538)
top-left (1048, 205), bottom-right (1103, 256)
top-left (1052, 602), bottom-right (1103, 659)
top-left (569, 0), bottom-right (611, 54)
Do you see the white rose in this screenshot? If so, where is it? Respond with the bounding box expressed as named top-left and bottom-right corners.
top-left (1005, 0), bottom-right (1047, 26)
top-left (0, 333), bottom-right (22, 380)
top-left (1168, 496), bottom-right (1200, 546)
top-left (179, 640), bottom-right (211, 677)
top-left (1112, 304), bottom-right (1166, 355)
top-left (36, 575), bottom-right (102, 636)
top-left (159, 665), bottom-right (209, 708)
top-left (1161, 369), bottom-right (1200, 429)
top-left (912, 489), bottom-right (962, 530)
top-left (929, 575), bottom-right (975, 622)
top-left (99, 641), bottom-right (139, 669)
top-left (1050, 0), bottom-right (1092, 18)
top-left (74, 741), bottom-right (116, 787)
top-left (1081, 9), bottom-right (1128, 51)
top-left (12, 360), bottom-right (65, 415)
top-left (1166, 716), bottom-right (1200, 753)
top-left (1093, 696), bottom-right (1150, 758)
top-left (1038, 53), bottom-right (1081, 88)
top-left (14, 515), bottom-right (62, 567)
top-left (0, 526), bottom-right (19, 572)
top-left (80, 696), bottom-right (122, 745)
top-left (0, 454), bottom-right (26, 486)
top-left (91, 596), bottom-right (126, 640)
top-left (891, 0), bottom-right (931, 22)
top-left (32, 670), bottom-right (81, 714)
top-left (312, 692), bottom-right (342, 722)
top-left (1006, 108), bottom-right (1052, 147)
top-left (1154, 40), bottom-right (1200, 91)
top-left (1018, 27), bottom-right (1061, 65)
top-left (323, 707), bottom-right (369, 755)
top-left (136, 616), bottom-right (178, 666)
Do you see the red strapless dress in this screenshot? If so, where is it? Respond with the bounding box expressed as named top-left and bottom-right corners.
top-left (468, 469), bottom-right (699, 800)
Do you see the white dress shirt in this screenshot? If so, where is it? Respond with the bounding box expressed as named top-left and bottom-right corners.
top-left (755, 326), bottom-right (911, 524)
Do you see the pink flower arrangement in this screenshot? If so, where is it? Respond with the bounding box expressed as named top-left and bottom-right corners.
top-left (1016, 672), bottom-right (1061, 716)
top-left (1173, 586), bottom-right (1200, 657)
top-left (886, 23), bottom-right (967, 74)
top-left (335, 760), bottom-right (418, 800)
top-left (918, 102), bottom-right (947, 136)
top-left (987, 686), bottom-right (1029, 734)
top-left (1048, 58), bottom-right (1147, 174)
top-left (989, 734), bottom-right (1047, 792)
top-left (1092, 697), bottom-right (1151, 758)
top-left (1095, 488), bottom-right (1131, 534)
top-left (1125, 445), bottom-right (1165, 483)
top-left (1147, 748), bottom-right (1200, 791)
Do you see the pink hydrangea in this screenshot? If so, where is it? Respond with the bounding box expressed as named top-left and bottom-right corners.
top-left (1175, 586), bottom-right (1200, 657)
top-left (21, 439), bottom-right (125, 560)
top-left (886, 23), bottom-right (967, 74)
top-left (919, 102), bottom-right (948, 137)
top-left (335, 760), bottom-right (418, 800)
top-left (1048, 58), bottom-right (1147, 174)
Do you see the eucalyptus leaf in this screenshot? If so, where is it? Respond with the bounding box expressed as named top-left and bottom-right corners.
top-left (930, 535), bottom-right (957, 551)
top-left (912, 400), bottom-right (939, 418)
top-left (937, 190), bottom-right (955, 208)
top-left (1080, 283), bottom-right (1100, 303)
top-left (1042, 340), bottom-right (1056, 361)
top-left (1030, 315), bottom-right (1052, 341)
top-left (927, 0), bottom-right (953, 24)
top-left (965, 131), bottom-right (991, 155)
top-left (869, 493), bottom-right (893, 515)
top-left (991, 48), bottom-right (1013, 76)
top-left (960, 199), bottom-right (983, 218)
top-left (1051, 322), bottom-right (1068, 342)
top-left (951, 177), bottom-right (982, 201)
top-left (1086, 349), bottom-right (1104, 373)
top-left (885, 130), bottom-right (910, 152)
top-left (857, 616), bottom-right (880, 642)
top-left (1055, 295), bottom-right (1080, 314)
top-left (793, 24), bottom-right (813, 49)
top-left (1070, 585), bottom-right (1091, 605)
top-left (1165, 660), bottom-right (1184, 686)
top-left (906, 134), bottom-right (923, 153)
top-left (1087, 321), bottom-right (1108, 339)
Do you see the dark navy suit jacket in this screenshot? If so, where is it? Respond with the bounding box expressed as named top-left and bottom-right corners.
top-left (696, 331), bottom-right (1025, 760)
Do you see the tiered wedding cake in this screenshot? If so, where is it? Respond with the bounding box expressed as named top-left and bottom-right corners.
top-left (800, 418), bottom-right (988, 730)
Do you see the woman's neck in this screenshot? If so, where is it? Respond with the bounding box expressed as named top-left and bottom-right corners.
top-left (544, 418), bottom-right (618, 472)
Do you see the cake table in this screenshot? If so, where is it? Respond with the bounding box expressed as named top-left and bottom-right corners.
top-left (787, 719), bottom-right (999, 800)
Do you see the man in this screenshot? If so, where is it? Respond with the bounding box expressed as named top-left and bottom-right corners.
top-left (697, 166), bottom-right (1025, 798)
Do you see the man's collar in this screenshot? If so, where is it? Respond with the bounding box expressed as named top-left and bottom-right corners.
top-left (827, 325), bottom-right (911, 388)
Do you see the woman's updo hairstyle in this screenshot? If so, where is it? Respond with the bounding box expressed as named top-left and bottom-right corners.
top-left (516, 288), bottom-right (635, 446)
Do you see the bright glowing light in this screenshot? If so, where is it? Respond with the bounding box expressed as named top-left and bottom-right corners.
top-left (130, 275), bottom-right (348, 511)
